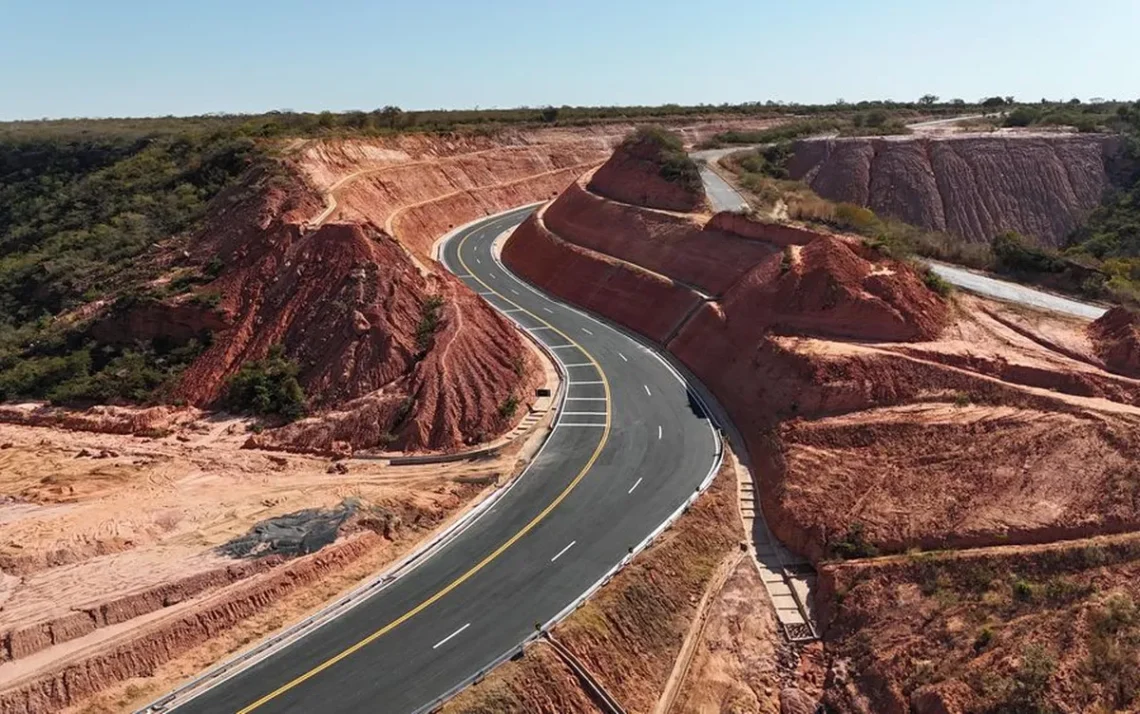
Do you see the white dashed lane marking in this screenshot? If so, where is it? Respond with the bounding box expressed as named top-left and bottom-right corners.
top-left (551, 541), bottom-right (576, 562)
top-left (432, 623), bottom-right (471, 650)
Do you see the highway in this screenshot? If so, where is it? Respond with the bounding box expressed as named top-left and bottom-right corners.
top-left (168, 205), bottom-right (720, 714)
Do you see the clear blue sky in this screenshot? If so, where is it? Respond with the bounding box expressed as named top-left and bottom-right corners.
top-left (2, 0), bottom-right (1137, 120)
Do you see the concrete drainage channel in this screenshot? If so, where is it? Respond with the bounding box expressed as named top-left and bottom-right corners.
top-left (736, 462), bottom-right (818, 641)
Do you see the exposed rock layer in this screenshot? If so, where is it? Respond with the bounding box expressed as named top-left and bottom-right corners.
top-left (788, 134), bottom-right (1120, 246)
top-left (0, 535), bottom-right (377, 714)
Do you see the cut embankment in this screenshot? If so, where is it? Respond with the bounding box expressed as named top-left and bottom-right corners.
top-left (442, 458), bottom-right (744, 714)
top-left (788, 133), bottom-right (1119, 246)
top-left (816, 532), bottom-right (1140, 714)
top-left (0, 535), bottom-right (377, 714)
top-left (503, 209), bottom-right (703, 345)
top-left (544, 178), bottom-right (776, 296)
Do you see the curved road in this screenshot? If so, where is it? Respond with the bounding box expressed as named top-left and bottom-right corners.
top-left (170, 205), bottom-right (720, 714)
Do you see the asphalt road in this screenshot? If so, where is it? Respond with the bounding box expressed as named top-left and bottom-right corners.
top-left (171, 205), bottom-right (719, 714)
top-left (928, 261), bottom-right (1107, 319)
top-left (698, 164), bottom-right (748, 212)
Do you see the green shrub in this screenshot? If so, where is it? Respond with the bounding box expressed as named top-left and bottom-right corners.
top-left (416, 295), bottom-right (445, 352)
top-left (498, 395), bottom-right (520, 420)
top-left (190, 291), bottom-right (222, 309)
top-left (992, 231), bottom-right (1065, 273)
top-left (974, 625), bottom-right (995, 652)
top-left (1012, 577), bottom-right (1037, 602)
top-left (1003, 106), bottom-right (1040, 127)
top-left (831, 522), bottom-right (879, 560)
top-left (921, 267), bottom-right (954, 297)
top-left (994, 645), bottom-right (1055, 714)
top-left (225, 345), bottom-right (306, 420)
top-left (625, 126), bottom-right (702, 195)
top-left (833, 203), bottom-right (879, 234)
top-left (1085, 594), bottom-right (1140, 708)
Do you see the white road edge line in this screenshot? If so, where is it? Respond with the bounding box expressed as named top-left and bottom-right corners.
top-left (562, 363), bottom-right (593, 368)
top-left (550, 344), bottom-right (578, 350)
top-left (628, 477), bottom-right (643, 494)
top-left (432, 623), bottom-right (471, 650)
top-left (551, 541), bottom-right (577, 562)
top-left (565, 397), bottom-right (606, 401)
top-left (561, 412), bottom-right (607, 415)
top-left (570, 380), bottom-right (603, 385)
top-left (559, 423), bottom-right (607, 428)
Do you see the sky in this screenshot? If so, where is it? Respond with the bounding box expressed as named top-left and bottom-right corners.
top-left (2, 0), bottom-right (1137, 120)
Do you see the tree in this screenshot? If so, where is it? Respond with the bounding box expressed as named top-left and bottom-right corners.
top-left (919, 94), bottom-right (940, 106)
top-left (540, 106), bottom-right (559, 123)
top-left (376, 105), bottom-right (403, 129)
top-left (225, 345), bottom-right (307, 420)
top-left (951, 98), bottom-right (966, 106)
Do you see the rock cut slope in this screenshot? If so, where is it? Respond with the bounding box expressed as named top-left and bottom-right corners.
top-left (502, 129), bottom-right (1140, 712)
top-left (788, 133), bottom-right (1121, 246)
top-left (165, 163), bottom-right (542, 454)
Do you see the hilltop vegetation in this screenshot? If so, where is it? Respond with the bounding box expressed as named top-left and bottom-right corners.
top-left (0, 128), bottom-right (262, 404)
top-left (622, 126), bottom-right (702, 194)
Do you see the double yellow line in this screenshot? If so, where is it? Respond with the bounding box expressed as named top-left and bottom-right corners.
top-left (235, 214), bottom-right (612, 713)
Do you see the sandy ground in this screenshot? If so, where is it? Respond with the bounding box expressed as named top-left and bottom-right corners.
top-left (671, 559), bottom-right (783, 714)
top-left (0, 405), bottom-right (553, 698)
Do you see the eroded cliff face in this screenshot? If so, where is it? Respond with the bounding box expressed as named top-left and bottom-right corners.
top-left (789, 133), bottom-right (1121, 246)
top-left (1089, 306), bottom-right (1140, 377)
top-left (167, 163), bottom-right (542, 454)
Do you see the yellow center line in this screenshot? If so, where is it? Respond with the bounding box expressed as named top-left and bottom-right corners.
top-left (235, 216), bottom-right (612, 713)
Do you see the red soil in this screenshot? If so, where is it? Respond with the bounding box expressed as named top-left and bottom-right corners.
top-left (816, 534), bottom-right (1140, 714)
top-left (171, 178), bottom-right (542, 454)
top-left (1089, 305), bottom-right (1140, 377)
top-left (0, 535), bottom-right (377, 714)
top-left (503, 207), bottom-right (703, 345)
top-left (505, 142), bottom-right (1140, 566)
top-left (586, 131), bottom-right (705, 212)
